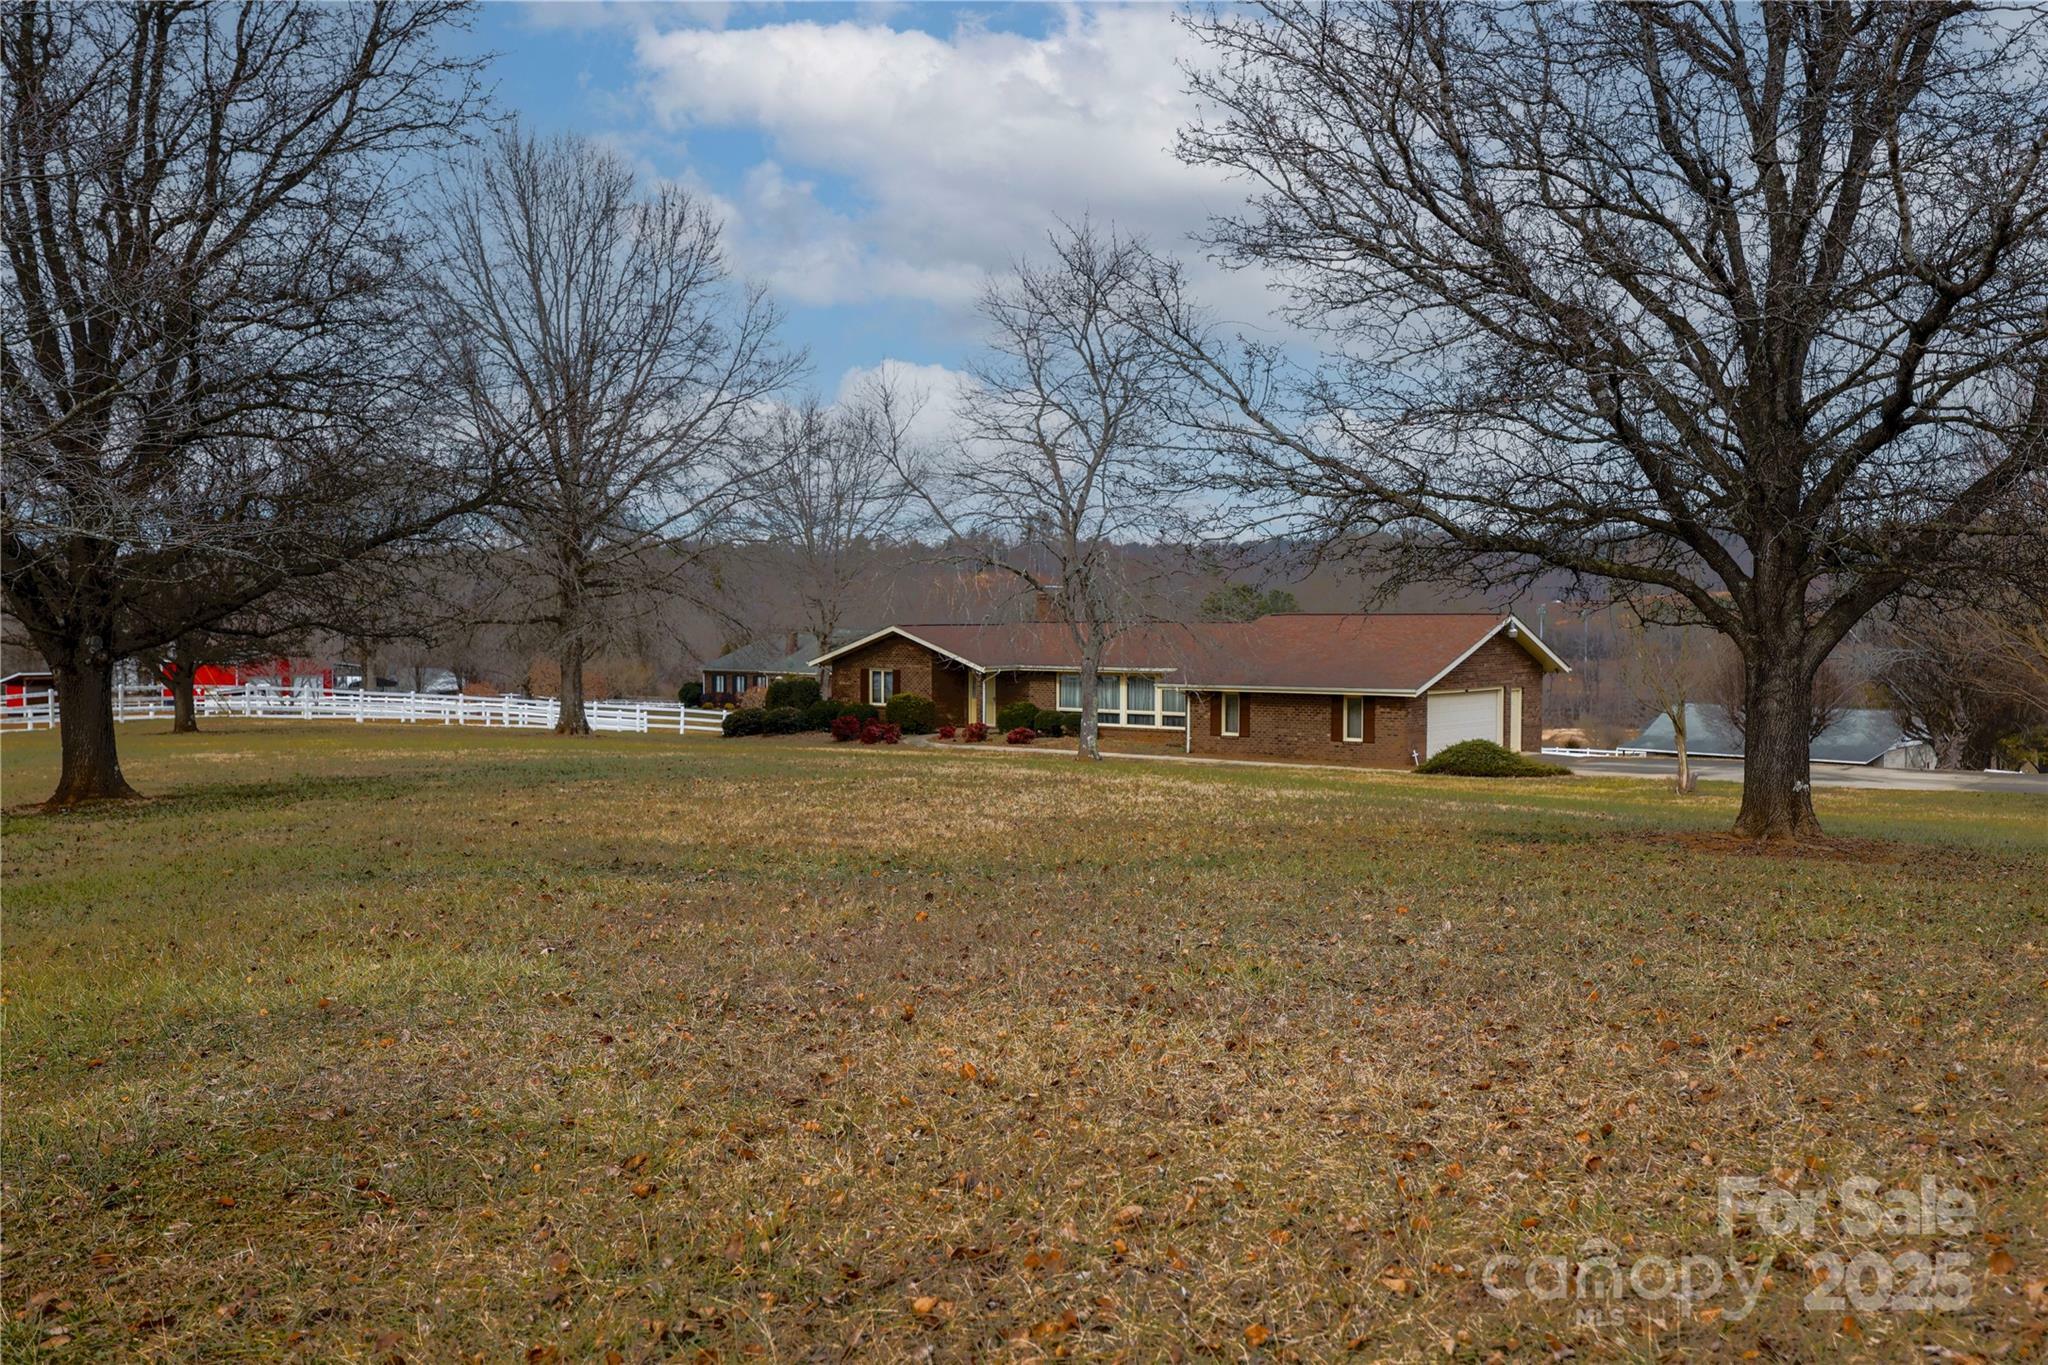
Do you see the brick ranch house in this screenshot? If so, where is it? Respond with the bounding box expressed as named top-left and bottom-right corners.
top-left (809, 614), bottom-right (1569, 767)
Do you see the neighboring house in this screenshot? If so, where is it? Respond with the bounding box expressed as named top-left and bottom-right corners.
top-left (810, 614), bottom-right (1569, 767)
top-left (1628, 704), bottom-right (1936, 769)
top-left (700, 633), bottom-right (830, 701)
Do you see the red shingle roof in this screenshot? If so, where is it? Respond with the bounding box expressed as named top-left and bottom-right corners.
top-left (815, 614), bottom-right (1566, 694)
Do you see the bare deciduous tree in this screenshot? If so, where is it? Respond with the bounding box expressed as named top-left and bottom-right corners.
top-left (740, 382), bottom-right (917, 654)
top-left (1141, 1), bottom-right (2048, 839)
top-left (438, 128), bottom-right (800, 733)
top-left (900, 223), bottom-right (1189, 759)
top-left (2, 1), bottom-right (494, 807)
top-left (1873, 594), bottom-right (2048, 768)
top-left (1619, 613), bottom-right (1719, 794)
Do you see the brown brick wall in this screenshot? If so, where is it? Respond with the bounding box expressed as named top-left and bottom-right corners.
top-left (1188, 692), bottom-right (1420, 768)
top-left (1096, 725), bottom-right (1187, 752)
top-left (825, 637), bottom-right (974, 725)
top-left (1429, 634), bottom-right (1544, 752)
top-left (990, 670), bottom-right (1059, 714)
top-left (1181, 636), bottom-right (1546, 769)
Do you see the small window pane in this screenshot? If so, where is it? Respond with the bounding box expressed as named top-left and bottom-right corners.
top-left (1096, 675), bottom-right (1121, 710)
top-left (1058, 674), bottom-right (1081, 709)
top-left (1161, 686), bottom-right (1186, 719)
top-left (1223, 693), bottom-right (1240, 735)
top-left (1345, 696), bottom-right (1365, 741)
top-left (1126, 676), bottom-right (1155, 711)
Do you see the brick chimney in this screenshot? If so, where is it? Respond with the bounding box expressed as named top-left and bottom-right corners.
top-left (785, 629), bottom-right (799, 655)
top-left (1033, 591), bottom-right (1055, 622)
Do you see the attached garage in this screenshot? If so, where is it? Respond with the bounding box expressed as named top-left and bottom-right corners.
top-left (1425, 688), bottom-right (1502, 758)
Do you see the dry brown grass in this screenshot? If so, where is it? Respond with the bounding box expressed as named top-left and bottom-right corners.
top-left (2, 723), bottom-right (2045, 1361)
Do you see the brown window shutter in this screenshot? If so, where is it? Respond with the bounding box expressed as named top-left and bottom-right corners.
top-left (1239, 695), bottom-right (1251, 737)
top-left (1208, 693), bottom-right (1221, 736)
top-left (1330, 696), bottom-right (1344, 742)
top-left (1363, 699), bottom-right (1376, 744)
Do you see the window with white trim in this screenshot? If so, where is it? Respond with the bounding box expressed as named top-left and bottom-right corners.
top-left (1095, 674), bottom-right (1121, 725)
top-left (1161, 686), bottom-right (1186, 724)
top-left (1222, 692), bottom-right (1240, 736)
top-left (867, 669), bottom-right (897, 706)
top-left (1344, 695), bottom-right (1366, 742)
top-left (1057, 673), bottom-right (1081, 710)
top-left (1125, 675), bottom-right (1155, 725)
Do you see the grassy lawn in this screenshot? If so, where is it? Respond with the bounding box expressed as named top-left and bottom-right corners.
top-left (3, 724), bottom-right (2045, 1360)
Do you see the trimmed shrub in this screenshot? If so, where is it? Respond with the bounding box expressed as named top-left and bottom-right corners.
top-left (1415, 738), bottom-right (1570, 778)
top-left (1032, 707), bottom-right (1079, 738)
top-left (804, 698), bottom-right (844, 730)
top-left (938, 724), bottom-right (956, 740)
top-left (842, 702), bottom-right (880, 722)
top-left (762, 705), bottom-right (806, 735)
top-left (995, 700), bottom-right (1040, 733)
top-left (766, 675), bottom-right (821, 709)
top-left (1005, 726), bottom-right (1036, 745)
top-left (963, 722), bottom-right (989, 743)
top-left (679, 681), bottom-right (703, 706)
top-left (885, 692), bottom-right (937, 734)
top-left (830, 713), bottom-right (863, 742)
top-left (721, 707), bottom-right (767, 737)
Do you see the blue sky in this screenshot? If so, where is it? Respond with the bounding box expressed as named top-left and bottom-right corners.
top-left (453, 2), bottom-right (1265, 432)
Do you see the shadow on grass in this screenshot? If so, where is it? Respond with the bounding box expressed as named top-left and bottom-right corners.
top-left (2, 770), bottom-right (439, 827)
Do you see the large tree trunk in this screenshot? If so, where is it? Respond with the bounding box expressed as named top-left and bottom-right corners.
top-left (555, 637), bottom-right (592, 735)
top-left (169, 658), bottom-right (199, 734)
top-left (1732, 658), bottom-right (1820, 840)
top-left (1076, 649), bottom-right (1101, 760)
top-left (47, 651), bottom-right (140, 808)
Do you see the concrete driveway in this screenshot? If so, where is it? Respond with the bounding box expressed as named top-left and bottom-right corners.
top-left (1563, 754), bottom-right (2048, 794)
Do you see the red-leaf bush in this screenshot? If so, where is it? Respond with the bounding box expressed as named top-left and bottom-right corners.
top-left (881, 722), bottom-right (903, 745)
top-left (938, 724), bottom-right (956, 740)
top-left (1005, 726), bottom-right (1035, 745)
top-left (831, 714), bottom-right (863, 742)
top-left (963, 722), bottom-right (988, 743)
top-left (859, 721), bottom-right (884, 744)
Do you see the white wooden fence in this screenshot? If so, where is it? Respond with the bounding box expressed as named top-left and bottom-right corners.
top-left (0, 684), bottom-right (727, 736)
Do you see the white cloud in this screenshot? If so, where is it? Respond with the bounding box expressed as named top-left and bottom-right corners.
top-left (833, 358), bottom-right (975, 452)
top-left (633, 6), bottom-right (1247, 313)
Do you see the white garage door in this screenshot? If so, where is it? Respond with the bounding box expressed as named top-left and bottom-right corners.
top-left (1426, 689), bottom-right (1502, 757)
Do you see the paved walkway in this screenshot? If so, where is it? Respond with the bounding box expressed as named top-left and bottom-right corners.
top-left (1563, 754), bottom-right (2048, 793)
top-left (907, 735), bottom-right (2048, 794)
